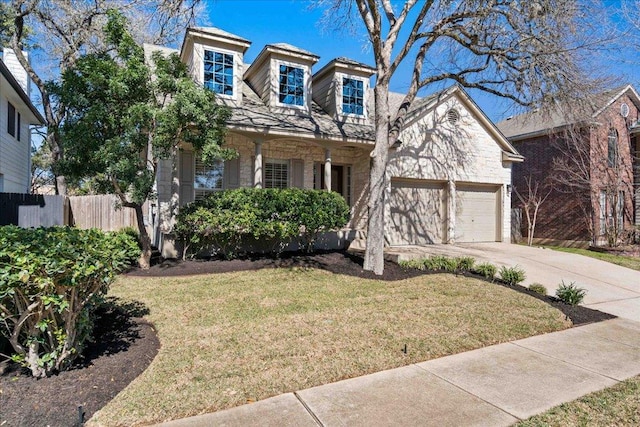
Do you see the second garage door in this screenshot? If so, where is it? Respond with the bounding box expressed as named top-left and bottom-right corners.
top-left (456, 185), bottom-right (500, 242)
top-left (388, 179), bottom-right (445, 245)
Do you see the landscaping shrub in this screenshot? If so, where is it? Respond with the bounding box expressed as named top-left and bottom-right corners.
top-left (0, 226), bottom-right (139, 378)
top-left (555, 281), bottom-right (587, 305)
top-left (424, 255), bottom-right (449, 270)
top-left (398, 259), bottom-right (427, 270)
top-left (472, 262), bottom-right (497, 280)
top-left (441, 257), bottom-right (460, 273)
top-left (175, 188), bottom-right (350, 259)
top-left (528, 283), bottom-right (548, 295)
top-left (454, 256), bottom-right (476, 272)
top-left (499, 265), bottom-right (526, 286)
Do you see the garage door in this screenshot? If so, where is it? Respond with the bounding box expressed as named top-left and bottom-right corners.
top-left (456, 185), bottom-right (499, 242)
top-left (388, 180), bottom-right (445, 245)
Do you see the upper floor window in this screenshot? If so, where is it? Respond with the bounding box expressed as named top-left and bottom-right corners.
top-left (278, 65), bottom-right (304, 106)
top-left (7, 101), bottom-right (16, 138)
top-left (607, 128), bottom-right (618, 167)
top-left (342, 78), bottom-right (364, 115)
top-left (204, 50), bottom-right (234, 96)
top-left (194, 156), bottom-right (224, 200)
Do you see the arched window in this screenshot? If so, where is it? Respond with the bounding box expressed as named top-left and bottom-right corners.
top-left (607, 128), bottom-right (618, 167)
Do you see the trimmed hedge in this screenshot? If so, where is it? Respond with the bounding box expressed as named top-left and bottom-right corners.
top-left (0, 226), bottom-right (140, 377)
top-left (175, 188), bottom-right (350, 259)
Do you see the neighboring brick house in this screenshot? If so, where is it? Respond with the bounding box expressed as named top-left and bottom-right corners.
top-left (0, 48), bottom-right (45, 193)
top-left (497, 85), bottom-right (640, 247)
top-left (148, 27), bottom-right (523, 257)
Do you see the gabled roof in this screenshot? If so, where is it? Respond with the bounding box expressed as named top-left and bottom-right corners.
top-left (496, 84), bottom-right (640, 140)
top-left (405, 84), bottom-right (523, 162)
top-left (387, 85), bottom-right (522, 162)
top-left (0, 59), bottom-right (44, 124)
top-left (313, 57), bottom-right (376, 81)
top-left (267, 43), bottom-right (319, 59)
top-left (189, 27), bottom-right (251, 45)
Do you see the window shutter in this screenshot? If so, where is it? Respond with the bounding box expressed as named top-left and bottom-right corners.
top-left (291, 159), bottom-right (304, 188)
top-left (179, 151), bottom-right (194, 206)
top-left (224, 157), bottom-right (240, 189)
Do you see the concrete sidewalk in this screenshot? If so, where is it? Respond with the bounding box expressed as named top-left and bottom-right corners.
top-left (157, 317), bottom-right (640, 427)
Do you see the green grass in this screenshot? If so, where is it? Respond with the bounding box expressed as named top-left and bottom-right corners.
top-left (548, 246), bottom-right (640, 271)
top-left (89, 268), bottom-right (571, 426)
top-left (518, 375), bottom-right (640, 426)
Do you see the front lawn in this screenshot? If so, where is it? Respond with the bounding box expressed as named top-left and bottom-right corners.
top-left (89, 267), bottom-right (571, 426)
top-left (518, 375), bottom-right (640, 426)
top-left (548, 246), bottom-right (640, 271)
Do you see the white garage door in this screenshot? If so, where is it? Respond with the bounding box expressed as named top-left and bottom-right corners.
top-left (388, 180), bottom-right (445, 245)
top-left (456, 185), bottom-right (500, 242)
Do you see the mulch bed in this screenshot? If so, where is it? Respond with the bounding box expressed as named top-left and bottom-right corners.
top-left (0, 300), bottom-right (160, 427)
top-left (1, 251), bottom-right (613, 426)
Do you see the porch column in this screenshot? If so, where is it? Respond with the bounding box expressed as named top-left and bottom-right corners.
top-left (254, 140), bottom-right (263, 188)
top-left (324, 148), bottom-right (332, 192)
top-left (447, 180), bottom-right (456, 244)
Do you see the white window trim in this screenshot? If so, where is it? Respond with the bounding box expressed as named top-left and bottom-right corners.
top-left (339, 75), bottom-right (367, 119)
top-left (194, 156), bottom-right (225, 200)
top-left (274, 60), bottom-right (308, 111)
top-left (264, 158), bottom-right (290, 189)
top-left (198, 45), bottom-right (238, 101)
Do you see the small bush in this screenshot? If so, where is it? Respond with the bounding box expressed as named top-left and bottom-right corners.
top-left (424, 255), bottom-right (449, 270)
top-left (555, 281), bottom-right (587, 305)
top-left (0, 226), bottom-right (138, 377)
top-left (499, 265), bottom-right (526, 286)
top-left (528, 283), bottom-right (548, 295)
top-left (455, 256), bottom-right (475, 272)
top-left (399, 259), bottom-right (427, 270)
top-left (441, 257), bottom-right (460, 273)
top-left (473, 262), bottom-right (497, 280)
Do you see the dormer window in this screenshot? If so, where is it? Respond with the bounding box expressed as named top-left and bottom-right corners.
top-left (342, 77), bottom-right (364, 115)
top-left (204, 50), bottom-right (234, 96)
top-left (278, 64), bottom-right (304, 106)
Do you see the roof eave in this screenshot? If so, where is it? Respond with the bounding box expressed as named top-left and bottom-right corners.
top-left (226, 123), bottom-right (375, 146)
top-left (0, 60), bottom-right (45, 124)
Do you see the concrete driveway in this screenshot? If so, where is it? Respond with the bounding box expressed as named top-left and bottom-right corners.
top-left (386, 243), bottom-right (640, 322)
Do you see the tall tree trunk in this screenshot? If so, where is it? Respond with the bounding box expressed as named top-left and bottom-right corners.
top-left (48, 132), bottom-right (67, 195)
top-left (134, 203), bottom-right (152, 269)
top-left (363, 83), bottom-right (391, 275)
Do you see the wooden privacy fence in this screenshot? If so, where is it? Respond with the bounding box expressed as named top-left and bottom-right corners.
top-left (68, 195), bottom-right (140, 231)
top-left (0, 193), bottom-right (67, 227)
top-left (1, 193), bottom-right (141, 231)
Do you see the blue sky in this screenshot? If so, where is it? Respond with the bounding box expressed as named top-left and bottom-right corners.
top-left (204, 0), bottom-right (640, 122)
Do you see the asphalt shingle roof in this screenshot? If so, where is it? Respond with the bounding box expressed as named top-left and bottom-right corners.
top-left (496, 85), bottom-right (636, 139)
top-left (225, 82), bottom-right (375, 141)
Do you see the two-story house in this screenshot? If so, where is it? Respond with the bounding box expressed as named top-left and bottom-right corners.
top-left (150, 27), bottom-right (523, 257)
top-left (497, 85), bottom-right (640, 247)
top-left (0, 48), bottom-right (45, 193)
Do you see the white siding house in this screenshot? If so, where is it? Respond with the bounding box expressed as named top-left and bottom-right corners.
top-left (149, 27), bottom-right (522, 257)
top-left (0, 49), bottom-right (44, 193)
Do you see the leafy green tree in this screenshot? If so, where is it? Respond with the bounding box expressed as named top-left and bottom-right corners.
top-left (7, 0), bottom-right (202, 195)
top-left (53, 11), bottom-right (231, 269)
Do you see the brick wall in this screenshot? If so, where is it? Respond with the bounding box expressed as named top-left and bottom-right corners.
top-left (512, 92), bottom-right (639, 244)
top-left (512, 134), bottom-right (592, 242)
